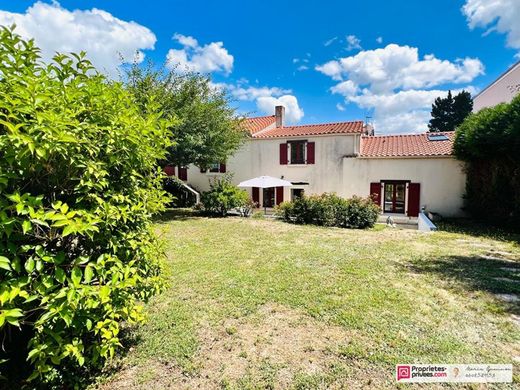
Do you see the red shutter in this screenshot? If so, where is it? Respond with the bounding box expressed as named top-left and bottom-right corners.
top-left (178, 166), bottom-right (188, 181)
top-left (163, 165), bottom-right (175, 176)
top-left (276, 186), bottom-right (284, 205)
top-left (307, 142), bottom-right (315, 164)
top-left (370, 182), bottom-right (381, 207)
top-left (279, 143), bottom-right (288, 165)
top-left (407, 183), bottom-right (421, 217)
top-left (252, 187), bottom-right (259, 205)
top-left (219, 163), bottom-right (226, 173)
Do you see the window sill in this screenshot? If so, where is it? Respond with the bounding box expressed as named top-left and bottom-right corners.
top-left (287, 164), bottom-right (308, 167)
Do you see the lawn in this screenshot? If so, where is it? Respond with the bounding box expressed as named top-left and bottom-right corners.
top-left (98, 211), bottom-right (519, 389)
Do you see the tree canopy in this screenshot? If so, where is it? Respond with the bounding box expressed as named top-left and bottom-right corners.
top-left (125, 64), bottom-right (247, 168)
top-left (428, 90), bottom-right (473, 132)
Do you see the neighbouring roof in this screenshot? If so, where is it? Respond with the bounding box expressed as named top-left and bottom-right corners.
top-left (253, 120), bottom-right (365, 138)
top-left (243, 115), bottom-right (276, 135)
top-left (360, 132), bottom-right (455, 158)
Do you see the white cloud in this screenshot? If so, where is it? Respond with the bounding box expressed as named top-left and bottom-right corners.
top-left (463, 0), bottom-right (520, 50)
top-left (376, 36), bottom-right (383, 44)
top-left (324, 36), bottom-right (338, 47)
top-left (297, 65), bottom-right (309, 71)
top-left (0, 1), bottom-right (156, 76)
top-left (347, 87), bottom-right (478, 134)
top-left (346, 35), bottom-right (362, 51)
top-left (317, 44), bottom-right (484, 93)
top-left (167, 33), bottom-right (234, 75)
top-left (217, 83), bottom-right (291, 101)
top-left (214, 81), bottom-right (304, 124)
top-left (315, 61), bottom-right (343, 81)
top-left (317, 44), bottom-right (483, 134)
top-left (336, 103), bottom-right (345, 111)
top-left (330, 80), bottom-right (358, 98)
top-left (257, 95), bottom-right (304, 123)
top-left (173, 33), bottom-right (198, 48)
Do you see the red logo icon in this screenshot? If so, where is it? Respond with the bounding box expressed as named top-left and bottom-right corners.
top-left (397, 365), bottom-right (411, 381)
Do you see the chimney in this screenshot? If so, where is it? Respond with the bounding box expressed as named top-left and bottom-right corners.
top-left (275, 105), bottom-right (285, 128)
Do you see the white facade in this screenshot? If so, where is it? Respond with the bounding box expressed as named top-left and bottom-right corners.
top-left (187, 133), bottom-right (358, 202)
top-left (342, 157), bottom-right (466, 217)
top-left (473, 60), bottom-right (520, 112)
top-left (181, 131), bottom-right (466, 217)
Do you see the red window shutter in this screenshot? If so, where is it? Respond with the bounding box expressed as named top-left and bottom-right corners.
top-left (252, 187), bottom-right (259, 204)
top-left (307, 142), bottom-right (315, 164)
top-left (163, 165), bottom-right (175, 176)
top-left (219, 163), bottom-right (226, 173)
top-left (276, 186), bottom-right (284, 205)
top-left (407, 183), bottom-right (421, 217)
top-left (178, 166), bottom-right (188, 181)
top-left (370, 182), bottom-right (381, 207)
top-left (279, 143), bottom-right (288, 165)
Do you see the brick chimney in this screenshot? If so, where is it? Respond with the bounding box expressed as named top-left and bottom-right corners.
top-left (275, 105), bottom-right (285, 128)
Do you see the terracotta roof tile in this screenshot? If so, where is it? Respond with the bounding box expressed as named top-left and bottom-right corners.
top-left (243, 115), bottom-right (276, 135)
top-left (253, 121), bottom-right (365, 138)
top-left (360, 132), bottom-right (455, 158)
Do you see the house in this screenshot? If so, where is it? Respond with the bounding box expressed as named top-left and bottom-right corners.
top-left (473, 60), bottom-right (520, 111)
top-left (166, 105), bottom-right (466, 218)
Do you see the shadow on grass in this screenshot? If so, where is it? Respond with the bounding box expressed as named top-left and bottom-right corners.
top-left (153, 208), bottom-right (201, 223)
top-left (408, 255), bottom-right (520, 315)
top-left (437, 218), bottom-right (520, 244)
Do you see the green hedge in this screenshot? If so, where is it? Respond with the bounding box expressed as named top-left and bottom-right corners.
top-left (0, 27), bottom-right (172, 386)
top-left (454, 94), bottom-right (520, 227)
top-left (275, 193), bottom-right (380, 229)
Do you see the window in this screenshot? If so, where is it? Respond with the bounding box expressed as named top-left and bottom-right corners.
top-left (292, 188), bottom-right (304, 200)
top-left (209, 163), bottom-right (220, 173)
top-left (280, 142), bottom-right (315, 165)
top-left (427, 134), bottom-right (449, 141)
top-left (289, 141), bottom-right (306, 164)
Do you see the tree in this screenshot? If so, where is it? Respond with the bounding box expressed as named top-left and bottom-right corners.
top-left (0, 27), bottom-right (171, 387)
top-left (454, 94), bottom-right (520, 227)
top-left (125, 63), bottom-right (247, 169)
top-left (428, 90), bottom-right (473, 132)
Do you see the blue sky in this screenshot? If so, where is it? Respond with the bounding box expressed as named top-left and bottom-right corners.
top-left (1, 0), bottom-right (519, 134)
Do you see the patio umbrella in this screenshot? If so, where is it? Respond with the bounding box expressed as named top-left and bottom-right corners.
top-left (238, 176), bottom-right (293, 213)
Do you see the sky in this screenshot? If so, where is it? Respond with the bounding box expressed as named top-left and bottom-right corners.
top-left (0, 0), bottom-right (519, 134)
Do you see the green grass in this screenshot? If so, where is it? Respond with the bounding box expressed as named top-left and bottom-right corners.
top-left (99, 211), bottom-right (519, 389)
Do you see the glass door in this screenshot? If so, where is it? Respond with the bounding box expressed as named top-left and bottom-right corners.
top-left (383, 182), bottom-right (406, 213)
top-left (263, 188), bottom-right (275, 208)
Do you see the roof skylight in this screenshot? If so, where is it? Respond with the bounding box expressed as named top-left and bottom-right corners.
top-left (427, 134), bottom-right (449, 141)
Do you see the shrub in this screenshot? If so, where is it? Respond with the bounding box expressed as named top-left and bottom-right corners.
top-left (0, 28), bottom-right (172, 387)
top-left (275, 193), bottom-right (379, 229)
top-left (340, 196), bottom-right (380, 229)
top-left (454, 94), bottom-right (520, 227)
top-left (200, 174), bottom-right (249, 217)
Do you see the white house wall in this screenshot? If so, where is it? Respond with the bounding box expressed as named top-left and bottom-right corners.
top-left (186, 134), bottom-right (359, 202)
top-left (342, 157), bottom-right (466, 217)
top-left (473, 61), bottom-right (520, 112)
